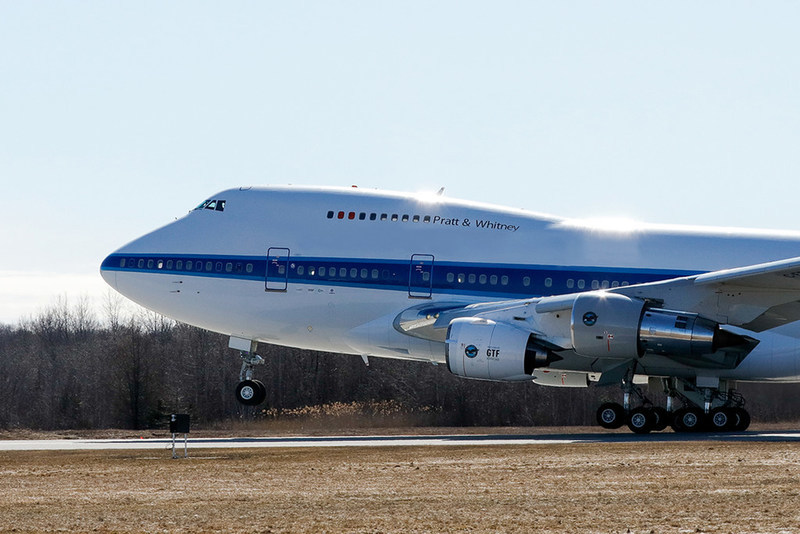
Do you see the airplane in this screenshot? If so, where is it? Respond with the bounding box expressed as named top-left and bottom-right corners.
top-left (100, 185), bottom-right (800, 434)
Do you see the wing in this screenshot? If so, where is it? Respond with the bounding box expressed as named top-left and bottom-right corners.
top-left (611, 256), bottom-right (800, 332)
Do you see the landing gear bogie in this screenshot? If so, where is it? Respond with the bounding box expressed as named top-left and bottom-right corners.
top-left (626, 407), bottom-right (653, 434)
top-left (594, 373), bottom-right (752, 434)
top-left (709, 407), bottom-right (736, 432)
top-left (596, 402), bottom-right (626, 429)
top-left (732, 407), bottom-right (751, 432)
top-left (672, 406), bottom-right (706, 433)
top-left (650, 407), bottom-right (670, 432)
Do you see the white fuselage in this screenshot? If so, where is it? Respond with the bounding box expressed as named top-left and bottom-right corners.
top-left (100, 186), bottom-right (800, 382)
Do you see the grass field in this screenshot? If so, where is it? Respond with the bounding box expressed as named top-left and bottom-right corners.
top-left (1, 432), bottom-right (799, 533)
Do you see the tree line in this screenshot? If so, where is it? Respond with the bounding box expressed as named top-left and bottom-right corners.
top-left (0, 297), bottom-right (797, 430)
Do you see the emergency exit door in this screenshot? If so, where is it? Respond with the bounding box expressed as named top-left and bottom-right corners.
top-left (266, 247), bottom-right (290, 291)
top-left (409, 254), bottom-right (434, 298)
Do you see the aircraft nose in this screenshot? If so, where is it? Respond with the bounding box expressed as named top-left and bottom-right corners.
top-left (100, 254), bottom-right (119, 290)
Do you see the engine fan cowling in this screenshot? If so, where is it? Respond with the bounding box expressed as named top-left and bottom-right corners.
top-left (445, 317), bottom-right (559, 381)
top-left (570, 292), bottom-right (646, 359)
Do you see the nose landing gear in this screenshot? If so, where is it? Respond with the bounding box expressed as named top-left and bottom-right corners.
top-left (235, 347), bottom-right (267, 406)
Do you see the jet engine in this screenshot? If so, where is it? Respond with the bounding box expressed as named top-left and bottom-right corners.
top-left (570, 292), bottom-right (748, 360)
top-left (446, 317), bottom-right (560, 381)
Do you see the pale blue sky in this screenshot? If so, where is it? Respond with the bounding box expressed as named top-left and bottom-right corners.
top-left (2, 2), bottom-right (800, 323)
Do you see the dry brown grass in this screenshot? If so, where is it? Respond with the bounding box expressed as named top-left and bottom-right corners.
top-left (0, 439), bottom-right (799, 533)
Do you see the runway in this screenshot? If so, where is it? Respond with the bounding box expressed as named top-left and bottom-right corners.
top-left (1, 430), bottom-right (799, 451)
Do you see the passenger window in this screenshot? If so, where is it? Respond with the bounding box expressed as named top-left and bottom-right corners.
top-left (216, 262), bottom-right (223, 272)
top-left (468, 274), bottom-right (476, 284)
top-left (523, 276), bottom-right (531, 287)
top-left (120, 258), bottom-right (127, 268)
top-left (422, 272), bottom-right (430, 282)
top-left (412, 215), bottom-right (420, 223)
top-left (319, 267), bottom-right (326, 277)
top-left (621, 281), bottom-right (629, 286)
top-left (225, 263), bottom-right (232, 273)
top-left (578, 279), bottom-right (585, 289)
top-left (370, 213), bottom-right (377, 221)
top-left (297, 266), bottom-right (305, 275)
top-left (447, 273), bottom-right (455, 283)
top-left (591, 280), bottom-right (599, 289)
top-left (611, 281), bottom-right (619, 288)
top-left (147, 259), bottom-right (154, 269)
top-left (348, 212), bottom-right (355, 220)
top-left (544, 278), bottom-right (552, 288)
top-left (338, 211), bottom-right (345, 219)
top-left (423, 216), bottom-right (431, 223)
top-left (382, 269), bottom-right (390, 279)
top-left (350, 268), bottom-right (358, 278)
top-left (501, 275), bottom-right (509, 286)
top-left (381, 214), bottom-right (388, 221)
top-left (457, 273), bottom-right (466, 283)
top-left (205, 261), bottom-right (212, 271)
top-left (339, 267), bottom-right (347, 278)
top-left (360, 268), bottom-right (368, 278)
top-left (490, 275), bottom-right (498, 285)
top-left (566, 279), bottom-right (574, 289)
top-left (309, 266), bottom-right (316, 276)
top-left (167, 260), bottom-right (173, 270)
top-left (186, 260), bottom-right (193, 270)
top-left (177, 260), bottom-right (183, 270)
top-left (246, 263), bottom-right (253, 273)
top-left (359, 213), bottom-right (366, 220)
top-left (371, 269), bottom-right (379, 279)
top-left (402, 214), bottom-right (409, 222)
top-left (235, 262), bottom-right (242, 273)
top-left (327, 211), bottom-right (334, 219)
top-left (391, 214), bottom-right (398, 221)
top-left (601, 280), bottom-right (610, 289)
top-left (479, 274), bottom-right (487, 285)
top-left (157, 260), bottom-right (164, 269)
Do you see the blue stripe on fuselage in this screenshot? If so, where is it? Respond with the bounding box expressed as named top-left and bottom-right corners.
top-left (100, 253), bottom-right (698, 298)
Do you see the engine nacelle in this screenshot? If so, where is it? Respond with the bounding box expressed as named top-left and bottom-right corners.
top-left (571, 292), bottom-right (647, 358)
top-left (446, 317), bottom-right (559, 381)
top-left (570, 292), bottom-right (740, 360)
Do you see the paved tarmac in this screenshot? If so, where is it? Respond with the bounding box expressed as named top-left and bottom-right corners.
top-left (1, 430), bottom-right (799, 451)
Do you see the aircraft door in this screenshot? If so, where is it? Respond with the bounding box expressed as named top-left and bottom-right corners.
top-left (409, 254), bottom-right (434, 299)
top-left (266, 247), bottom-right (290, 291)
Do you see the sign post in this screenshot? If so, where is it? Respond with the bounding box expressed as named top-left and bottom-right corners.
top-left (170, 414), bottom-right (190, 459)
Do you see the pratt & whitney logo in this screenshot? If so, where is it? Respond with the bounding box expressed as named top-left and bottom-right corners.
top-left (582, 311), bottom-right (598, 327)
top-left (464, 345), bottom-right (479, 358)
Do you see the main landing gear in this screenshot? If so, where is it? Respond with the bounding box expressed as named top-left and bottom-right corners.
top-left (236, 350), bottom-right (267, 406)
top-left (596, 374), bottom-right (751, 434)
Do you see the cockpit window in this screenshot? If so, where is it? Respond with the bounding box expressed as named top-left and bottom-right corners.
top-left (194, 199), bottom-right (226, 212)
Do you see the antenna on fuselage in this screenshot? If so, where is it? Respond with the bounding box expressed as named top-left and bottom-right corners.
top-left (437, 187), bottom-right (445, 196)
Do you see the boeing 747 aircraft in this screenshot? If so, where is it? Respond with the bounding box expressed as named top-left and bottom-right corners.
top-left (100, 186), bottom-right (800, 433)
